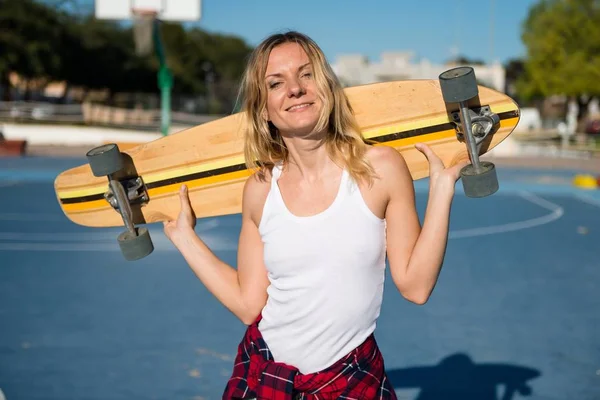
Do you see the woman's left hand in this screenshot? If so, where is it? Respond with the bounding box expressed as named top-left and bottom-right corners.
top-left (415, 142), bottom-right (470, 193)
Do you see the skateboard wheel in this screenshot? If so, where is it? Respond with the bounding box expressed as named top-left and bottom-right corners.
top-left (439, 66), bottom-right (478, 103)
top-left (460, 161), bottom-right (499, 198)
top-left (117, 227), bottom-right (154, 261)
top-left (86, 143), bottom-right (124, 177)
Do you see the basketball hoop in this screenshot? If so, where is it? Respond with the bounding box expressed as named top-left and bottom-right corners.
top-left (132, 9), bottom-right (157, 56)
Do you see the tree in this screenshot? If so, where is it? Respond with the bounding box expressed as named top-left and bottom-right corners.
top-left (0, 0), bottom-right (254, 113)
top-left (518, 0), bottom-right (600, 125)
top-left (0, 0), bottom-right (65, 100)
top-left (504, 58), bottom-right (526, 104)
top-left (55, 15), bottom-right (155, 101)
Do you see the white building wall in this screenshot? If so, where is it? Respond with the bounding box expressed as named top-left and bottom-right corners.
top-left (331, 52), bottom-right (506, 93)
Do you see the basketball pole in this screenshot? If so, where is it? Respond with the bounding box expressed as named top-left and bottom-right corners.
top-left (152, 18), bottom-right (172, 137)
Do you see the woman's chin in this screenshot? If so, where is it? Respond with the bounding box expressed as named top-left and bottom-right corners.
top-left (282, 123), bottom-right (323, 139)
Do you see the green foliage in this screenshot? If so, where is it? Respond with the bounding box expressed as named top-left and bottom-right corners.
top-left (0, 0), bottom-right (254, 106)
top-left (518, 0), bottom-right (600, 101)
top-left (0, 0), bottom-right (65, 79)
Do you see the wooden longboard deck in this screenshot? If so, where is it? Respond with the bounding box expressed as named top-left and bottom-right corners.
top-left (54, 80), bottom-right (520, 228)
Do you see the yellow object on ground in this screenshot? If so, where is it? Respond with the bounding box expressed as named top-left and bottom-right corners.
top-left (572, 174), bottom-right (599, 189)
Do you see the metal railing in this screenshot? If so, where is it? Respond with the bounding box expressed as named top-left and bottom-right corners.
top-left (0, 101), bottom-right (222, 131)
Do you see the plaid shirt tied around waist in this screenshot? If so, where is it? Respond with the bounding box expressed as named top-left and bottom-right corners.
top-left (222, 316), bottom-right (397, 400)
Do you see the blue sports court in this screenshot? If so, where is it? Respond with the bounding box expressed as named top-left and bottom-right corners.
top-left (0, 156), bottom-right (598, 400)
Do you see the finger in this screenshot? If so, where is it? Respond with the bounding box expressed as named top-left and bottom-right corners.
top-left (414, 142), bottom-right (428, 156)
top-left (179, 185), bottom-right (197, 221)
top-left (179, 184), bottom-right (192, 210)
top-left (415, 143), bottom-right (437, 160)
top-left (415, 143), bottom-right (445, 168)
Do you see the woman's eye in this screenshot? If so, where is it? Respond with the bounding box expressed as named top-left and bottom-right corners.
top-left (268, 81), bottom-right (281, 89)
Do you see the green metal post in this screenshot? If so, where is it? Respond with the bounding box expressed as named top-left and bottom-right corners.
top-left (152, 20), bottom-right (172, 136)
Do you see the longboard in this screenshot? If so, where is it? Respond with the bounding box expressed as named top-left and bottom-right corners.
top-left (54, 78), bottom-right (520, 230)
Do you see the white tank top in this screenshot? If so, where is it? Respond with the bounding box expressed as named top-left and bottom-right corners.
top-left (257, 162), bottom-right (387, 374)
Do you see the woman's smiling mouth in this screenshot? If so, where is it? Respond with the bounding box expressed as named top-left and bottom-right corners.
top-left (286, 102), bottom-right (314, 112)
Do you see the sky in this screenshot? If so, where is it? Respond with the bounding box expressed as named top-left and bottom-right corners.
top-left (88, 0), bottom-right (541, 66)
top-left (192, 0), bottom-right (540, 66)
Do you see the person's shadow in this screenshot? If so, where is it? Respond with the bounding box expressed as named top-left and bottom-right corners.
top-left (386, 352), bottom-right (541, 400)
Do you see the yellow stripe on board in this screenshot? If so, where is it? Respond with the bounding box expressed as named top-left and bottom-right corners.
top-left (57, 154), bottom-right (246, 199)
top-left (146, 168), bottom-right (252, 197)
top-left (58, 116), bottom-right (452, 199)
top-left (362, 101), bottom-right (516, 139)
top-left (373, 129), bottom-right (456, 148)
top-left (61, 198), bottom-right (109, 213)
top-left (58, 105), bottom-right (518, 201)
top-left (488, 102), bottom-right (520, 116)
top-left (373, 116), bottom-right (519, 148)
top-left (61, 169), bottom-right (253, 213)
top-left (59, 183), bottom-right (115, 199)
top-left (500, 117), bottom-right (520, 128)
top-left (362, 115), bottom-right (452, 139)
top-left (144, 154), bottom-right (247, 184)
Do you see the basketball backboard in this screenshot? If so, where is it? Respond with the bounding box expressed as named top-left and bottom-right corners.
top-left (95, 0), bottom-right (201, 22)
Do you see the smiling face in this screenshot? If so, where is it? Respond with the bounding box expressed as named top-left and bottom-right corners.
top-left (241, 32), bottom-right (375, 184)
top-left (263, 42), bottom-right (323, 138)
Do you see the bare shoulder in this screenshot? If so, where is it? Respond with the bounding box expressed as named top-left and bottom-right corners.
top-left (365, 145), bottom-right (412, 186)
top-left (242, 168), bottom-right (273, 226)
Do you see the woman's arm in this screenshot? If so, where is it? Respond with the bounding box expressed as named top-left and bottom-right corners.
top-left (163, 176), bottom-right (270, 324)
top-left (376, 144), bottom-right (467, 304)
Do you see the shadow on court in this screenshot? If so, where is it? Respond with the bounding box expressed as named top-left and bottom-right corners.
top-left (387, 353), bottom-right (541, 400)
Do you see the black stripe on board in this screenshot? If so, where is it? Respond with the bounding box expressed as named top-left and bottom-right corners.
top-left (368, 122), bottom-right (455, 143)
top-left (60, 163), bottom-right (249, 204)
top-left (144, 162), bottom-right (249, 190)
top-left (60, 109), bottom-right (519, 204)
top-left (61, 193), bottom-right (105, 204)
top-left (367, 110), bottom-right (518, 143)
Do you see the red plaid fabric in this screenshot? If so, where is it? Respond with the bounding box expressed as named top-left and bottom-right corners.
top-left (222, 316), bottom-right (397, 399)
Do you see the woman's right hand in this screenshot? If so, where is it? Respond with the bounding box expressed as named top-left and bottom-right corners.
top-left (163, 184), bottom-right (197, 244)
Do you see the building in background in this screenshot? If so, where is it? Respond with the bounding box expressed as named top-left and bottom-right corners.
top-left (331, 52), bottom-right (506, 93)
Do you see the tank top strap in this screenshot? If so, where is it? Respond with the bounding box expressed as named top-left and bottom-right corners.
top-left (262, 162), bottom-right (285, 217)
top-left (271, 162), bottom-right (283, 179)
top-left (270, 162), bottom-right (283, 192)
top-left (269, 162), bottom-right (290, 214)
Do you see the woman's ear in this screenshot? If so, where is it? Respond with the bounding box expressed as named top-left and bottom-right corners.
top-left (262, 109), bottom-right (270, 121)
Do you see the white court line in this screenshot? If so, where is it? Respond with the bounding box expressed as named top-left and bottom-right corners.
top-left (0, 232), bottom-right (237, 253)
top-left (0, 232), bottom-right (118, 241)
top-left (0, 213), bottom-right (223, 227)
top-left (0, 192), bottom-right (564, 251)
top-left (449, 191), bottom-right (564, 239)
top-left (0, 219), bottom-right (223, 241)
top-left (0, 243), bottom-right (135, 252)
top-left (573, 193), bottom-right (600, 208)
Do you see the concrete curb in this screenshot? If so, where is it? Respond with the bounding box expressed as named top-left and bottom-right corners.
top-left (0, 123), bottom-right (170, 147)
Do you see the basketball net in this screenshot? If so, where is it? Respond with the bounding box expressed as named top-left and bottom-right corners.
top-left (132, 10), bottom-right (157, 56)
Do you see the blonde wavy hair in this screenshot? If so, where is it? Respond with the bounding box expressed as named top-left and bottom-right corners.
top-left (238, 31), bottom-right (376, 184)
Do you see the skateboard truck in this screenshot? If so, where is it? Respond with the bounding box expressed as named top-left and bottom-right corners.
top-left (86, 143), bottom-right (154, 261)
top-left (450, 106), bottom-right (500, 144)
top-left (439, 66), bottom-right (500, 197)
top-left (104, 177), bottom-right (149, 210)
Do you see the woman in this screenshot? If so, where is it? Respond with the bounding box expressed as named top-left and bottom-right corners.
top-left (163, 31), bottom-right (467, 399)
